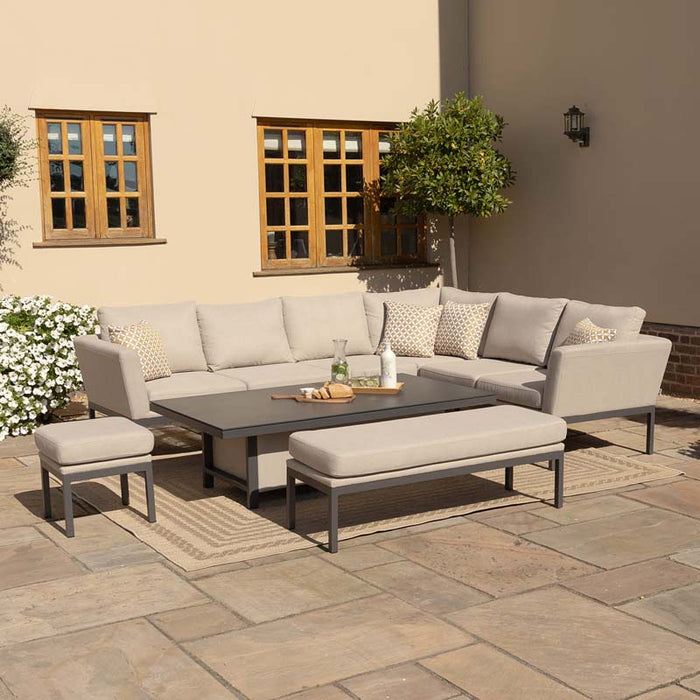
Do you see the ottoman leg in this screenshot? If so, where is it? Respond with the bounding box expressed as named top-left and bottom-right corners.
top-left (62, 480), bottom-right (75, 538)
top-left (286, 473), bottom-right (296, 531)
top-left (41, 467), bottom-right (52, 519)
top-left (553, 456), bottom-right (564, 508)
top-left (328, 492), bottom-right (339, 554)
top-left (144, 465), bottom-right (157, 523)
top-left (505, 466), bottom-right (514, 491)
top-left (120, 474), bottom-right (130, 506)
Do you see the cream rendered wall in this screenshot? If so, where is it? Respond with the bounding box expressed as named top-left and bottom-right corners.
top-left (467, 0), bottom-right (700, 326)
top-left (1, 0), bottom-right (466, 306)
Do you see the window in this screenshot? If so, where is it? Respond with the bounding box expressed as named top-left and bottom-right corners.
top-left (257, 120), bottom-right (425, 270)
top-left (36, 111), bottom-right (156, 244)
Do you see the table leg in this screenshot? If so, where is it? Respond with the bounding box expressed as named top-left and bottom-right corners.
top-left (246, 435), bottom-right (259, 509)
top-left (505, 466), bottom-right (514, 491)
top-left (202, 433), bottom-right (214, 489)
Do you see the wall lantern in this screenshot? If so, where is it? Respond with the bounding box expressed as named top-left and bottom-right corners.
top-left (563, 105), bottom-right (590, 147)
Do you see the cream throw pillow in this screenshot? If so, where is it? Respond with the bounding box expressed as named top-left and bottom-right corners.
top-left (109, 321), bottom-right (172, 381)
top-left (562, 317), bottom-right (617, 346)
top-left (434, 301), bottom-right (491, 360)
top-left (376, 301), bottom-right (443, 358)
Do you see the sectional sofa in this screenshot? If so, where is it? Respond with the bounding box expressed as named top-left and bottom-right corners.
top-left (74, 287), bottom-right (671, 490)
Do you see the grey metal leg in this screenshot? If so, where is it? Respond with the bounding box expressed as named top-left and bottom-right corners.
top-left (88, 408), bottom-right (96, 419)
top-left (144, 465), bottom-right (156, 523)
top-left (41, 467), bottom-right (52, 519)
top-left (328, 492), bottom-right (339, 554)
top-left (120, 473), bottom-right (130, 506)
top-left (505, 466), bottom-right (514, 491)
top-left (646, 409), bottom-right (655, 455)
top-left (553, 456), bottom-right (564, 509)
top-left (286, 472), bottom-right (296, 530)
top-left (62, 480), bottom-right (75, 538)
top-left (246, 435), bottom-right (259, 510)
top-left (202, 433), bottom-right (214, 489)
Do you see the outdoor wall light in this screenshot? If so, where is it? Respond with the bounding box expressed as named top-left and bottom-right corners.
top-left (563, 105), bottom-right (590, 147)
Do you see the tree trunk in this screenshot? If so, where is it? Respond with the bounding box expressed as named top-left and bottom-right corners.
top-left (448, 215), bottom-right (459, 287)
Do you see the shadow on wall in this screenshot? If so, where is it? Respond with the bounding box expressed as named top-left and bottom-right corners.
top-left (357, 265), bottom-right (441, 293)
top-left (0, 194), bottom-right (22, 287)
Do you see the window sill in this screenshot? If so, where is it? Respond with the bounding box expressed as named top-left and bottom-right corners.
top-left (33, 238), bottom-right (167, 249)
top-left (253, 262), bottom-right (439, 277)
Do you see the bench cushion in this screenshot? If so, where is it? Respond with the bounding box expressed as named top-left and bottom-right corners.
top-left (289, 405), bottom-right (566, 478)
top-left (34, 417), bottom-right (154, 466)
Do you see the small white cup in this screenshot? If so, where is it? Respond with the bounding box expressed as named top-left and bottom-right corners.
top-left (299, 387), bottom-right (315, 399)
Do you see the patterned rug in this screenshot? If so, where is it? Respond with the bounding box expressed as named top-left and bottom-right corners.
top-left (71, 448), bottom-right (682, 571)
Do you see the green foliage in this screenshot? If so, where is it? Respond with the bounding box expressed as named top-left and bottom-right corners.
top-left (0, 106), bottom-right (33, 192)
top-left (381, 93), bottom-right (515, 219)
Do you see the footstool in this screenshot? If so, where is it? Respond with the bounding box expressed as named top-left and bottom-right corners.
top-left (34, 417), bottom-right (156, 537)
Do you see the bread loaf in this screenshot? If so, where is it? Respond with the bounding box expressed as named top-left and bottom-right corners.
top-left (326, 383), bottom-right (354, 399)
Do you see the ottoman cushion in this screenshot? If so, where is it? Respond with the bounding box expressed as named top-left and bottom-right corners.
top-left (289, 405), bottom-right (566, 478)
top-left (34, 417), bottom-right (154, 466)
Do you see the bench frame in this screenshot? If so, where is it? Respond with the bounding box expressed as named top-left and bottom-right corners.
top-left (287, 447), bottom-right (564, 553)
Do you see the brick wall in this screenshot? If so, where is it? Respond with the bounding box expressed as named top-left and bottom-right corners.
top-left (643, 322), bottom-right (700, 398)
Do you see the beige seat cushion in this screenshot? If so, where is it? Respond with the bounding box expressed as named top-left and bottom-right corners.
top-left (98, 302), bottom-right (207, 373)
top-left (553, 300), bottom-right (645, 347)
top-left (475, 369), bottom-right (547, 408)
top-left (483, 292), bottom-right (567, 366)
top-left (197, 298), bottom-right (294, 371)
top-left (418, 358), bottom-right (539, 387)
top-left (289, 405), bottom-right (566, 478)
top-left (34, 417), bottom-right (153, 466)
top-left (218, 361), bottom-right (330, 390)
top-left (146, 372), bottom-right (246, 401)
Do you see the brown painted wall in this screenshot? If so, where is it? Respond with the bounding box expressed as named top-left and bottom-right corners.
top-left (466, 0), bottom-right (700, 326)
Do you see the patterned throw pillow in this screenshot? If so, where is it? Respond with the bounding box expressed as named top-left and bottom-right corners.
top-left (109, 321), bottom-right (172, 381)
top-left (376, 302), bottom-right (443, 358)
top-left (434, 301), bottom-right (491, 360)
top-left (562, 317), bottom-right (617, 346)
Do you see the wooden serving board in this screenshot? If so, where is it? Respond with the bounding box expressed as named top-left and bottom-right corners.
top-left (350, 382), bottom-right (404, 395)
top-left (271, 394), bottom-right (356, 404)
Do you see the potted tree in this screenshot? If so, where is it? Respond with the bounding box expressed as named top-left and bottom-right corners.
top-left (381, 93), bottom-right (515, 287)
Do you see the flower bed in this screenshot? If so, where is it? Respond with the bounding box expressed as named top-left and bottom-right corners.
top-left (0, 295), bottom-right (97, 439)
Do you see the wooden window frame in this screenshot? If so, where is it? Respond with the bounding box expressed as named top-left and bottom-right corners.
top-left (35, 110), bottom-right (157, 246)
top-left (257, 119), bottom-right (427, 271)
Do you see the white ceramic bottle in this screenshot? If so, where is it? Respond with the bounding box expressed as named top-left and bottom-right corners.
top-left (380, 341), bottom-right (397, 388)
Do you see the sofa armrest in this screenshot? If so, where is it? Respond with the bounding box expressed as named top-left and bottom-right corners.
top-left (73, 335), bottom-right (151, 420)
top-left (542, 335), bottom-right (671, 418)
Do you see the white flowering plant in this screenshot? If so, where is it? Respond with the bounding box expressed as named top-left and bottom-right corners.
top-left (0, 295), bottom-right (98, 439)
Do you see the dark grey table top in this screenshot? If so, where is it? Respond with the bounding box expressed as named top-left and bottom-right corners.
top-left (150, 374), bottom-right (496, 439)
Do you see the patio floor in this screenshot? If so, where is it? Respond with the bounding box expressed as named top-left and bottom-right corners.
top-left (0, 396), bottom-right (699, 699)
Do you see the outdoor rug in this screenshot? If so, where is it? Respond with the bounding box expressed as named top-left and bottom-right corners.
top-left (71, 447), bottom-right (683, 571)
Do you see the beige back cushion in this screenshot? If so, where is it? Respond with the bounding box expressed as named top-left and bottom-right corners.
top-left (553, 300), bottom-right (646, 348)
top-left (483, 292), bottom-right (567, 366)
top-left (197, 298), bottom-right (294, 371)
top-left (98, 302), bottom-right (207, 373)
top-left (283, 293), bottom-right (373, 361)
top-left (364, 288), bottom-right (440, 350)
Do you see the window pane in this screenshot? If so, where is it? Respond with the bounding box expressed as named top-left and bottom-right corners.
top-left (379, 133), bottom-right (391, 155)
top-left (345, 132), bottom-right (362, 159)
top-left (380, 198), bottom-right (396, 224)
top-left (72, 198), bottom-right (86, 228)
top-left (49, 161), bottom-right (64, 192)
top-left (47, 123), bottom-right (62, 154)
top-left (263, 129), bottom-right (283, 158)
top-left (401, 228), bottom-right (418, 255)
top-left (103, 125), bottom-right (118, 156)
top-left (398, 213), bottom-right (417, 224)
top-left (347, 198), bottom-right (364, 225)
top-left (287, 130), bottom-right (306, 159)
top-left (289, 198), bottom-right (308, 226)
top-left (288, 164), bottom-right (306, 192)
top-left (67, 123), bottom-right (82, 155)
top-left (267, 231), bottom-right (286, 259)
top-left (265, 164), bottom-right (284, 192)
top-left (322, 131), bottom-right (340, 159)
top-left (347, 230), bottom-right (364, 257)
top-left (124, 161), bottom-right (138, 192)
top-left (346, 165), bottom-right (363, 192)
top-left (105, 161), bottom-right (120, 192)
top-left (126, 198), bottom-right (140, 227)
top-left (51, 198), bottom-right (66, 228)
top-left (291, 231), bottom-right (309, 258)
top-left (122, 125), bottom-right (136, 156)
top-left (266, 198), bottom-right (285, 226)
top-left (381, 228), bottom-right (397, 256)
top-left (107, 198), bottom-right (121, 227)
top-left (325, 230), bottom-right (343, 257)
top-left (69, 161), bottom-right (84, 191)
top-left (325, 197), bottom-right (342, 225)
top-left (324, 164), bottom-right (341, 192)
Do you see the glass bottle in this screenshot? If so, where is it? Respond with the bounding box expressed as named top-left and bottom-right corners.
top-left (331, 338), bottom-right (349, 383)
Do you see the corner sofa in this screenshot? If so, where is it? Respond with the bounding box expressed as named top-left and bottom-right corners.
top-left (74, 287), bottom-right (671, 490)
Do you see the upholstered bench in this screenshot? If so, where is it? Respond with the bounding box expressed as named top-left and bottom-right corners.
top-left (286, 405), bottom-right (567, 552)
top-left (34, 417), bottom-right (156, 537)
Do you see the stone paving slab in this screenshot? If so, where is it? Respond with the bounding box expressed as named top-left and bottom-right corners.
top-left (672, 548), bottom-right (700, 569)
top-left (625, 479), bottom-right (700, 519)
top-left (148, 602), bottom-right (247, 642)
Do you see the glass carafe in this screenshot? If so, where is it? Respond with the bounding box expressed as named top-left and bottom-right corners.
top-left (331, 339), bottom-right (349, 383)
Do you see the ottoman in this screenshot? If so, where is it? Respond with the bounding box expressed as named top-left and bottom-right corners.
top-left (34, 417), bottom-right (156, 537)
